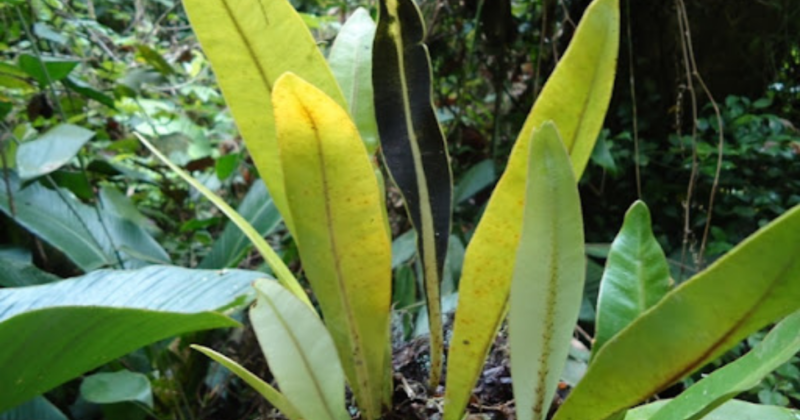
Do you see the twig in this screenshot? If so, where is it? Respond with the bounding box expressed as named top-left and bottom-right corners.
top-left (675, 0), bottom-right (700, 281)
top-left (677, 1), bottom-right (725, 267)
top-left (626, 0), bottom-right (642, 199)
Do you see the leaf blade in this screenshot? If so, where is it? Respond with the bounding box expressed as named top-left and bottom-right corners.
top-left (250, 280), bottom-right (350, 420)
top-left (374, 0), bottom-right (453, 387)
top-left (191, 345), bottom-right (303, 420)
top-left (273, 73), bottom-right (392, 419)
top-left (593, 200), bottom-right (670, 356)
top-left (649, 310), bottom-right (800, 420)
top-left (182, 0), bottom-right (346, 235)
top-left (554, 204), bottom-right (800, 420)
top-left (134, 132), bottom-right (310, 307)
top-left (509, 122), bottom-right (585, 420)
top-left (444, 0), bottom-right (619, 417)
top-left (329, 8), bottom-right (380, 155)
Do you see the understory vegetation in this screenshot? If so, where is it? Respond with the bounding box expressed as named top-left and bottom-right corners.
top-left (0, 0), bottom-right (799, 419)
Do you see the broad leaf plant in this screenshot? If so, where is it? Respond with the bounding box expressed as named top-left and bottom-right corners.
top-left (127, 0), bottom-right (800, 419)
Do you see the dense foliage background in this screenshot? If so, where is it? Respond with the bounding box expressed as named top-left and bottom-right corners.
top-left (1, 0), bottom-right (798, 418)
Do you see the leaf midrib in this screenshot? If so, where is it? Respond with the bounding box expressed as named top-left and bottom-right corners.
top-left (301, 102), bottom-right (378, 417)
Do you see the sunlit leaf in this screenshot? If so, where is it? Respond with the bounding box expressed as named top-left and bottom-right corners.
top-left (444, 0), bottom-right (619, 417)
top-left (273, 73), bottom-right (391, 418)
top-left (182, 0), bottom-right (346, 235)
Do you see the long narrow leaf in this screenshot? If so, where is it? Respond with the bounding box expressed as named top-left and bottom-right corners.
top-left (593, 201), bottom-right (670, 356)
top-left (250, 280), bottom-right (350, 420)
top-left (134, 133), bottom-right (311, 307)
top-left (182, 0), bottom-right (346, 235)
top-left (649, 310), bottom-right (800, 420)
top-left (191, 345), bottom-right (303, 420)
top-left (444, 0), bottom-right (619, 417)
top-left (374, 0), bottom-right (453, 388)
top-left (273, 73), bottom-right (392, 419)
top-left (510, 122), bottom-right (585, 420)
top-left (554, 203), bottom-right (800, 420)
top-left (329, 8), bottom-right (380, 155)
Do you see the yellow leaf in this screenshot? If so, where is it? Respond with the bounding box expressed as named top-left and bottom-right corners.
top-left (444, 0), bottom-right (619, 418)
top-left (273, 73), bottom-right (392, 420)
top-left (183, 0), bottom-right (346, 235)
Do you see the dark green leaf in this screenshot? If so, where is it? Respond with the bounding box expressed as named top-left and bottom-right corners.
top-left (0, 255), bottom-right (59, 287)
top-left (215, 153), bottom-right (240, 181)
top-left (374, 0), bottom-right (453, 386)
top-left (63, 77), bottom-right (116, 108)
top-left (18, 55), bottom-right (79, 86)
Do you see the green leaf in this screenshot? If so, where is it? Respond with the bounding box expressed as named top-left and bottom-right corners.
top-left (136, 45), bottom-right (175, 76)
top-left (374, 0), bottom-right (453, 388)
top-left (0, 396), bottom-right (67, 420)
top-left (18, 55), bottom-right (79, 86)
top-left (554, 203), bottom-right (800, 420)
top-left (134, 132), bottom-right (310, 307)
top-left (648, 311), bottom-right (800, 420)
top-left (0, 265), bottom-right (260, 412)
top-left (0, 62), bottom-right (34, 91)
top-left (0, 255), bottom-right (59, 287)
top-left (63, 76), bottom-right (116, 108)
top-left (250, 280), bottom-right (350, 420)
top-left (444, 0), bottom-right (619, 417)
top-left (182, 0), bottom-right (346, 236)
top-left (392, 229), bottom-right (417, 268)
top-left (273, 73), bottom-right (391, 418)
top-left (99, 186), bottom-right (161, 236)
top-left (624, 399), bottom-right (800, 420)
top-left (0, 176), bottom-right (169, 270)
top-left (191, 345), bottom-right (303, 420)
top-left (590, 130), bottom-right (618, 173)
top-left (453, 159), bottom-right (497, 205)
top-left (593, 201), bottom-right (670, 356)
top-left (509, 122), bottom-right (585, 420)
top-left (328, 8), bottom-right (380, 155)
top-left (80, 371), bottom-right (153, 408)
top-left (199, 181), bottom-right (281, 269)
top-left (214, 153), bottom-right (240, 181)
top-left (16, 123), bottom-right (95, 180)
